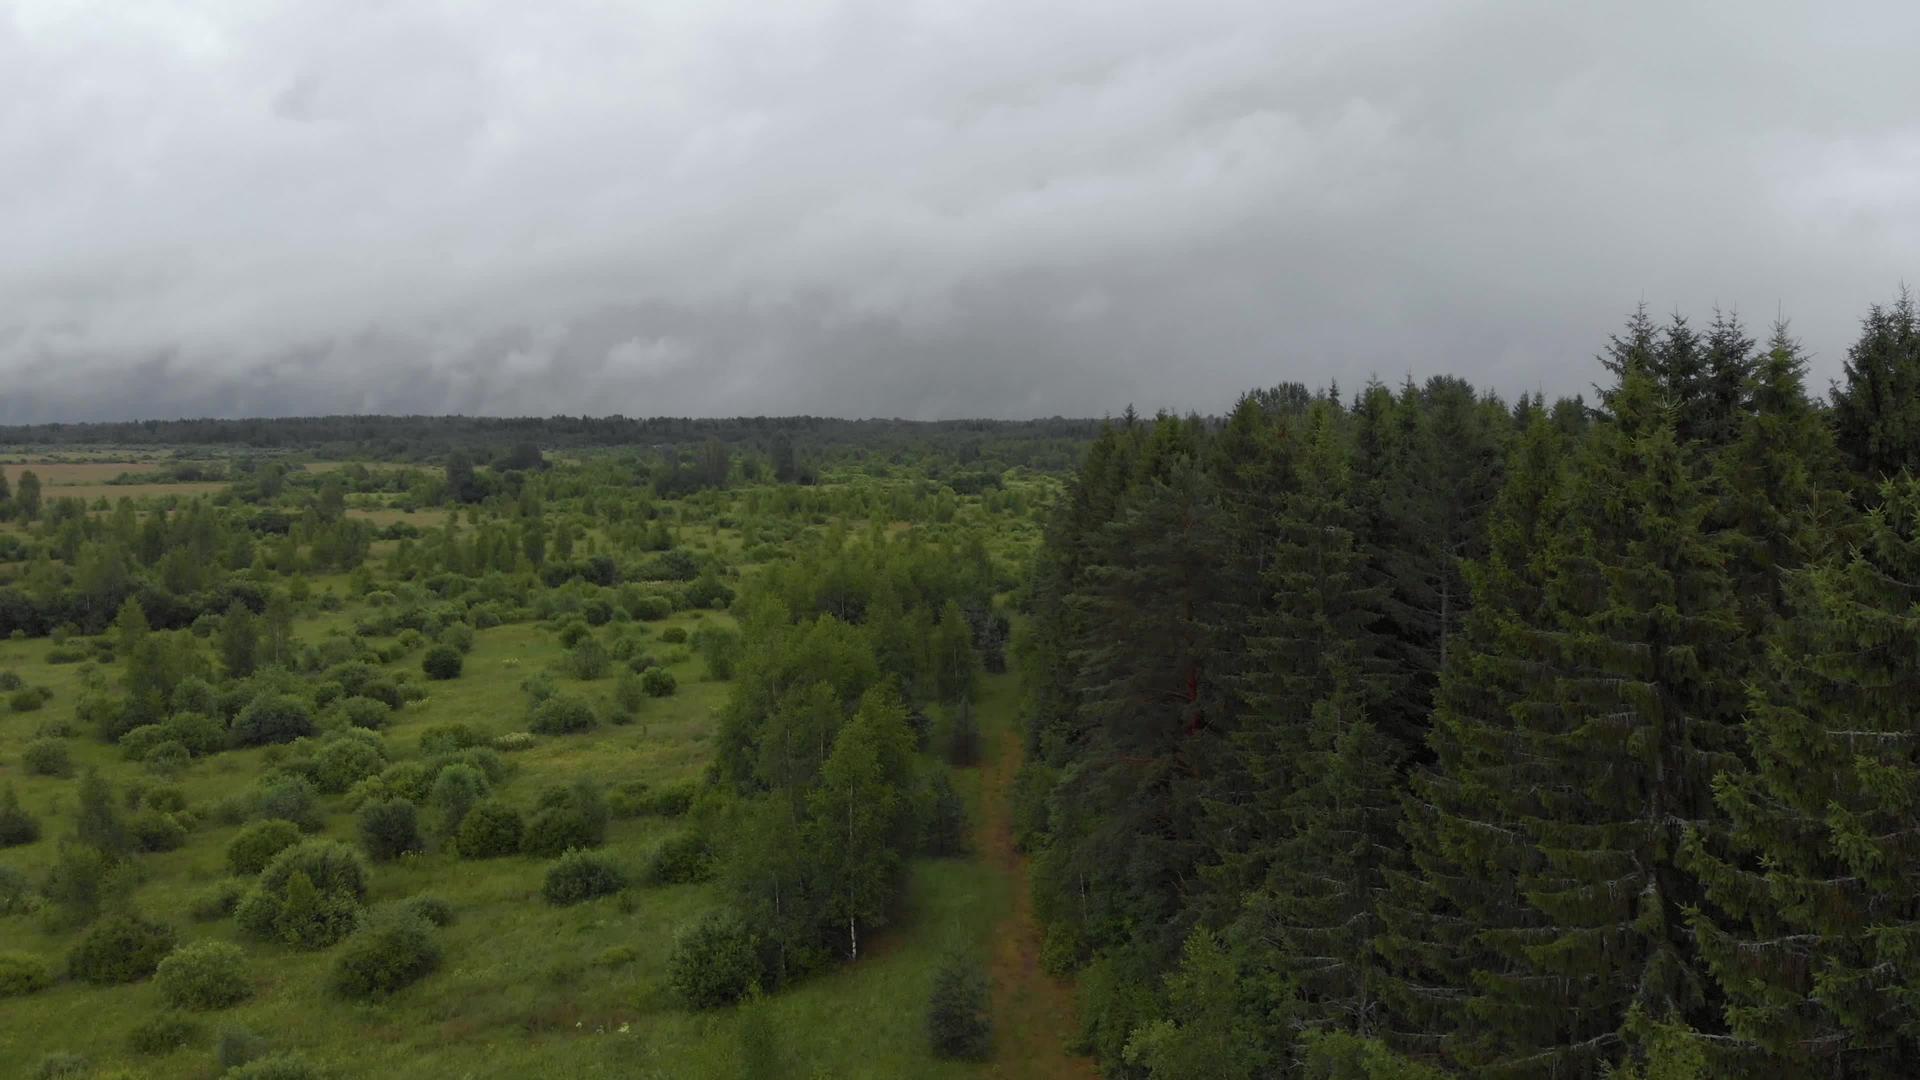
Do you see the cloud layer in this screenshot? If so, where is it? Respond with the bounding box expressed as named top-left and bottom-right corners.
top-left (3, 1), bottom-right (1916, 421)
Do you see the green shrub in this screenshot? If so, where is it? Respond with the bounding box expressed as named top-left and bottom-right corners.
top-left (142, 740), bottom-right (190, 775)
top-left (641, 780), bottom-right (697, 817)
top-left (166, 710), bottom-right (226, 755)
top-left (231, 694), bottom-right (315, 747)
top-left (69, 911), bottom-right (177, 984)
top-left (155, 941), bottom-right (251, 1010)
top-left (235, 840), bottom-right (368, 949)
top-left (644, 832), bottom-right (715, 885)
top-left (529, 694), bottom-right (595, 735)
top-left (454, 800), bottom-right (524, 858)
top-left (228, 820), bottom-right (302, 876)
top-left (669, 912), bottom-right (763, 1008)
top-left (312, 736), bottom-right (385, 794)
top-left (0, 783), bottom-right (41, 847)
top-left (331, 908), bottom-right (440, 999)
top-left (10, 685), bottom-right (52, 712)
top-left (0, 951), bottom-right (53, 997)
top-left (438, 623), bottom-right (476, 654)
top-left (333, 695), bottom-right (391, 730)
top-left (30, 1052), bottom-right (90, 1079)
top-left (926, 953), bottom-right (993, 1060)
top-left (658, 626), bottom-right (688, 645)
top-left (0, 670), bottom-right (21, 691)
top-left (521, 806), bottom-right (599, 857)
top-left (542, 850), bottom-right (626, 906)
top-left (120, 723), bottom-right (173, 760)
top-left (127, 1013), bottom-right (204, 1055)
top-left (189, 879), bottom-right (247, 922)
top-left (22, 738), bottom-right (71, 777)
top-left (613, 670), bottom-right (647, 714)
top-left (227, 1052), bottom-right (323, 1080)
top-left (564, 638), bottom-right (609, 680)
top-left (428, 763), bottom-right (488, 834)
top-left (421, 644), bottom-right (463, 680)
top-left (417, 723), bottom-right (482, 755)
top-left (128, 808), bottom-right (188, 852)
top-left (640, 667), bottom-right (677, 698)
top-left (215, 1025), bottom-right (269, 1072)
top-left (254, 775), bottom-right (323, 832)
top-left (356, 799), bottom-right (423, 862)
top-left (398, 894), bottom-right (454, 927)
top-left (626, 594), bottom-right (673, 621)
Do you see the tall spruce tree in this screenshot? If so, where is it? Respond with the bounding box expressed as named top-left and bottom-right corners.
top-left (1831, 290), bottom-right (1920, 487)
top-left (1376, 408), bottom-right (1571, 1063)
top-left (1462, 358), bottom-right (1745, 1076)
top-left (1689, 475), bottom-right (1920, 1076)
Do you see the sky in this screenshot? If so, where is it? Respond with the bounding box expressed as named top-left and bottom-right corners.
top-left (2, 1), bottom-right (1916, 422)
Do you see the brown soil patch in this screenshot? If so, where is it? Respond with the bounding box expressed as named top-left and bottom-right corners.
top-left (980, 714), bottom-right (1099, 1080)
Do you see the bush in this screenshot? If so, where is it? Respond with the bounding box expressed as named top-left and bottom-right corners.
top-left (0, 951), bottom-right (53, 997)
top-left (166, 711), bottom-right (226, 755)
top-left (669, 912), bottom-right (763, 1008)
top-left (313, 735), bottom-right (386, 794)
top-left (693, 625), bottom-right (742, 680)
top-left (30, 1053), bottom-right (90, 1079)
top-left (228, 820), bottom-right (302, 876)
top-left (357, 799), bottom-right (423, 862)
top-left (529, 695), bottom-right (596, 735)
top-left (216, 1025), bottom-right (270, 1072)
top-left (189, 879), bottom-right (247, 922)
top-left (644, 832), bottom-right (715, 885)
top-left (640, 668), bottom-right (677, 698)
top-left (10, 686), bottom-right (52, 712)
top-left (658, 626), bottom-right (688, 645)
top-left (398, 894), bottom-right (454, 927)
top-left (564, 638), bottom-right (610, 680)
top-left (613, 670), bottom-right (647, 715)
top-left (428, 763), bottom-right (488, 835)
top-left (332, 908), bottom-right (441, 999)
top-left (542, 850), bottom-right (626, 906)
top-left (155, 941), bottom-right (251, 1010)
top-left (421, 644), bottom-right (463, 681)
top-left (22, 738), bottom-right (71, 777)
top-left (231, 694), bottom-right (315, 747)
top-left (333, 695), bottom-right (391, 730)
top-left (439, 623), bottom-right (476, 654)
top-left (128, 1013), bottom-right (203, 1055)
top-left (454, 800), bottom-right (524, 858)
top-left (926, 953), bottom-right (993, 1060)
top-left (640, 780), bottom-right (697, 817)
top-left (626, 593), bottom-right (673, 621)
top-left (69, 911), bottom-right (177, 984)
top-left (227, 1052), bottom-right (323, 1080)
top-left (417, 723), bottom-right (482, 755)
top-left (0, 670), bottom-right (20, 691)
top-left (236, 840), bottom-right (368, 949)
top-left (0, 783), bottom-right (41, 847)
top-left (920, 771), bottom-right (970, 857)
top-left (521, 806), bottom-right (600, 857)
top-left (254, 776), bottom-right (323, 832)
top-left (128, 808), bottom-right (188, 852)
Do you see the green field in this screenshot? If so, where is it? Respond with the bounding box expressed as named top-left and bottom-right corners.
top-left (0, 446), bottom-right (1085, 1079)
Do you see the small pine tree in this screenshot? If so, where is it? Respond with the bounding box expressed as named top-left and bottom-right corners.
top-left (926, 952), bottom-right (993, 1061)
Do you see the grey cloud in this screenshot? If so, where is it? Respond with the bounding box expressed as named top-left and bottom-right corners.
top-left (1, 1), bottom-right (1915, 422)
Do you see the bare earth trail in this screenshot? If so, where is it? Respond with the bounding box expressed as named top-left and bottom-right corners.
top-left (976, 693), bottom-right (1100, 1080)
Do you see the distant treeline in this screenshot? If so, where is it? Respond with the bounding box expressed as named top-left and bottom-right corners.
top-left (1018, 292), bottom-right (1920, 1078)
top-left (0, 414), bottom-right (1102, 472)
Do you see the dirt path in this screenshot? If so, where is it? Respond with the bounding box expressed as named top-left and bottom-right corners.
top-left (978, 706), bottom-right (1100, 1080)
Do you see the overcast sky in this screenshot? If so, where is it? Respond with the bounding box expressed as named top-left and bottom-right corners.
top-left (2, 1), bottom-right (1915, 422)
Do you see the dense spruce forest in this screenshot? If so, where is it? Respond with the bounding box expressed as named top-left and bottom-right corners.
top-left (1016, 294), bottom-right (1920, 1078)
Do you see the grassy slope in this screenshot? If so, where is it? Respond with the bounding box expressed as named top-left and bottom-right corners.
top-left (0, 620), bottom-right (1094, 1079)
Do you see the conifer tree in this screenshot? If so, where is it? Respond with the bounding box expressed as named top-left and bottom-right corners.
top-left (1375, 408), bottom-right (1570, 1061)
top-left (1689, 475), bottom-right (1920, 1075)
top-left (1453, 358), bottom-right (1744, 1075)
top-left (1831, 289), bottom-right (1920, 486)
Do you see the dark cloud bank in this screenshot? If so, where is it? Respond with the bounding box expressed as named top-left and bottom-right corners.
top-left (2, 1), bottom-right (1915, 422)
